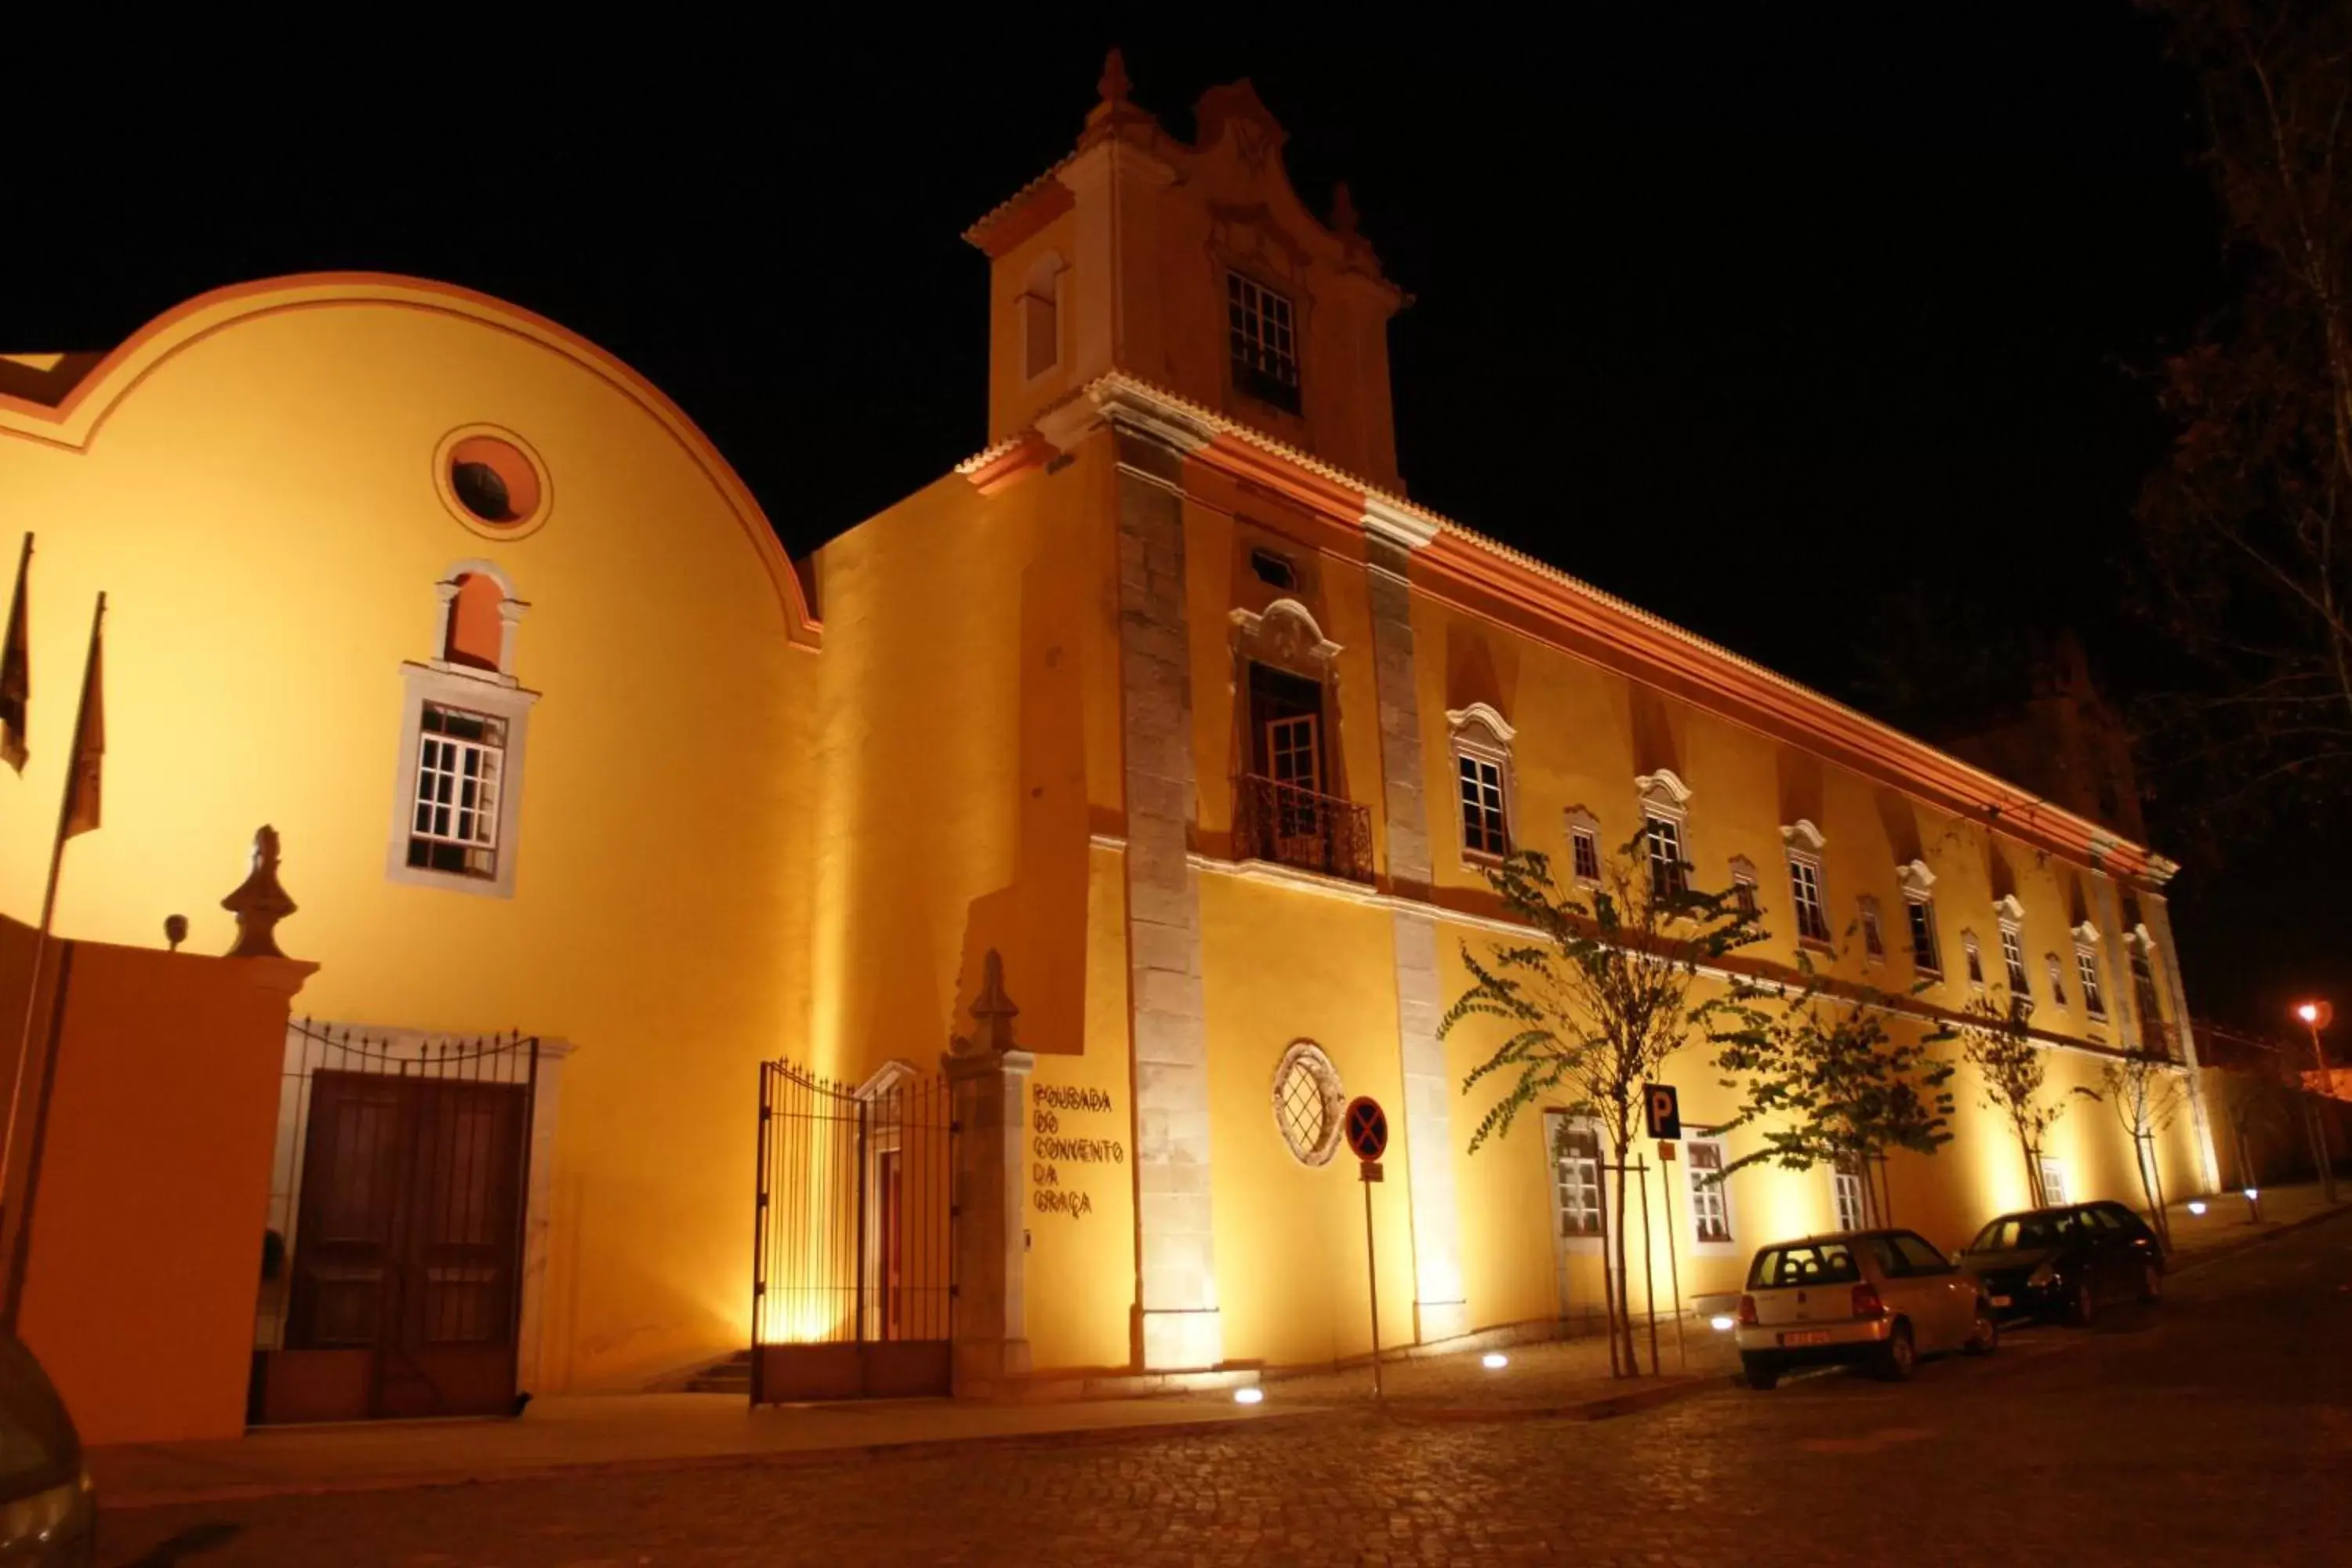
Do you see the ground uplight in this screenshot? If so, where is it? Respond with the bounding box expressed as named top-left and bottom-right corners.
top-left (2187, 1200), bottom-right (2208, 1216)
top-left (1481, 1352), bottom-right (1508, 1370)
top-left (1709, 1313), bottom-right (1737, 1332)
top-left (1233, 1386), bottom-right (1264, 1405)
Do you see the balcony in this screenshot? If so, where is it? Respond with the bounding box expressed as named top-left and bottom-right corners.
top-left (1232, 774), bottom-right (1374, 885)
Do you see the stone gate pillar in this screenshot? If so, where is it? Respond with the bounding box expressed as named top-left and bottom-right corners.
top-left (943, 950), bottom-right (1033, 1392)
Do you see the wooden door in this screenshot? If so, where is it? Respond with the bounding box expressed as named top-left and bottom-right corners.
top-left (275, 1071), bottom-right (528, 1421)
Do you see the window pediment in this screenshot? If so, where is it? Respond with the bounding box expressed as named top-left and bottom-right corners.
top-left (1635, 768), bottom-right (1692, 818)
top-left (1992, 893), bottom-right (2026, 928)
top-left (1229, 597), bottom-right (1340, 673)
top-left (1446, 702), bottom-right (1515, 749)
top-left (1780, 818), bottom-right (1827, 857)
top-left (1895, 858), bottom-right (1936, 898)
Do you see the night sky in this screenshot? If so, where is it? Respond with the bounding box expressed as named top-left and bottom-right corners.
top-left (2, 14), bottom-right (2325, 1035)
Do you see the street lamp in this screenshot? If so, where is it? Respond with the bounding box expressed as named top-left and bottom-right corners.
top-left (2292, 1000), bottom-right (2339, 1205)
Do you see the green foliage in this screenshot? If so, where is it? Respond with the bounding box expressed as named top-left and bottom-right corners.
top-left (1442, 836), bottom-right (1763, 1160)
top-left (1707, 959), bottom-right (1957, 1196)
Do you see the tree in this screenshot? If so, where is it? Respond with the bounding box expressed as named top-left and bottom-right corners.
top-left (1956, 996), bottom-right (2067, 1207)
top-left (2074, 1051), bottom-right (2187, 1243)
top-left (1708, 965), bottom-right (1957, 1227)
top-left (1440, 837), bottom-right (1762, 1377)
top-left (2136, 1), bottom-right (2352, 821)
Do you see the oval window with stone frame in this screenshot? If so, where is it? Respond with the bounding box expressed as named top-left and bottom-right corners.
top-left (1271, 1040), bottom-right (1346, 1167)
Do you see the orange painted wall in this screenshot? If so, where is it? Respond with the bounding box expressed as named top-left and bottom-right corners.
top-left (13, 936), bottom-right (312, 1444)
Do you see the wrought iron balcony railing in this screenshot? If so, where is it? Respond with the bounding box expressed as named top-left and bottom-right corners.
top-left (1232, 774), bottom-right (1374, 885)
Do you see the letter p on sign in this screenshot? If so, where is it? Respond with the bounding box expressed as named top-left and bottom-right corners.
top-left (1643, 1083), bottom-right (1682, 1142)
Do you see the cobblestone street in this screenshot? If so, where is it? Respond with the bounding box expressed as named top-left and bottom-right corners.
top-left (101, 1214), bottom-right (2352, 1567)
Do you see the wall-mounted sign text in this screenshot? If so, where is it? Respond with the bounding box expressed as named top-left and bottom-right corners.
top-left (1032, 1083), bottom-right (1123, 1220)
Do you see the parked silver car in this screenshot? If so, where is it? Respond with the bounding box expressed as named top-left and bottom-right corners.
top-left (1735, 1230), bottom-right (1999, 1389)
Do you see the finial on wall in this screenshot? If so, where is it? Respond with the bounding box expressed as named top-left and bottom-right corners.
top-left (163, 914), bottom-right (187, 952)
top-left (221, 826), bottom-right (297, 959)
top-left (949, 949), bottom-right (1021, 1059)
top-left (1331, 182), bottom-right (1359, 238)
top-left (1098, 47), bottom-right (1131, 109)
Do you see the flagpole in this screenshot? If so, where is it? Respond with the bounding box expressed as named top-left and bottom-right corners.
top-left (0, 592), bottom-right (103, 1225)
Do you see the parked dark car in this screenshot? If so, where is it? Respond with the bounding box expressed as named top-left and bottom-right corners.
top-left (1958, 1200), bottom-right (2165, 1327)
top-left (0, 1333), bottom-right (93, 1563)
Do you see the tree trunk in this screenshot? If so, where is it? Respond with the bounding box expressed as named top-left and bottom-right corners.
top-left (1611, 1150), bottom-right (1637, 1377)
top-left (2133, 1132), bottom-right (2165, 1245)
top-left (2020, 1132), bottom-right (2044, 1208)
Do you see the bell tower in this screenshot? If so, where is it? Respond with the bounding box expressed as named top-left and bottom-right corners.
top-left (965, 52), bottom-right (1410, 492)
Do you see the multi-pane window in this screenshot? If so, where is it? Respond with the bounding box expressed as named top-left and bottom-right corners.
top-left (2046, 954), bottom-right (2068, 1007)
top-left (1733, 872), bottom-right (1760, 919)
top-left (1645, 815), bottom-right (1687, 900)
top-left (1963, 931), bottom-right (1985, 986)
top-left (1272, 1043), bottom-right (1343, 1166)
top-left (1860, 900), bottom-right (1886, 960)
top-left (408, 703), bottom-right (504, 878)
top-left (1550, 1116), bottom-right (1604, 1238)
top-left (1906, 897), bottom-right (1941, 975)
top-left (2076, 947), bottom-right (2107, 1018)
top-left (1788, 857), bottom-right (1831, 943)
top-left (2038, 1158), bottom-right (2068, 1206)
top-left (1457, 753), bottom-right (1508, 858)
top-left (1570, 825), bottom-right (1601, 884)
top-left (1686, 1137), bottom-right (1733, 1244)
top-left (2001, 924), bottom-right (2031, 998)
top-left (1831, 1156), bottom-right (1868, 1232)
top-left (1227, 273), bottom-right (1301, 413)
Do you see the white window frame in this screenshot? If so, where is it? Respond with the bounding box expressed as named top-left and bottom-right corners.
top-left (2072, 923), bottom-right (2108, 1022)
top-left (2038, 1157), bottom-right (2069, 1206)
top-left (2045, 953), bottom-right (2068, 1008)
top-left (1447, 704), bottom-right (1516, 865)
top-left (1857, 895), bottom-right (1886, 964)
top-left (1683, 1131), bottom-right (1738, 1256)
top-left (387, 566), bottom-right (538, 899)
top-left (1896, 859), bottom-right (1942, 979)
top-left (1962, 929), bottom-right (1986, 989)
top-left (1994, 895), bottom-right (2031, 1003)
top-left (1831, 1157), bottom-right (1869, 1232)
top-left (1727, 853), bottom-right (1760, 919)
top-left (1563, 806), bottom-right (1602, 889)
top-left (1544, 1111), bottom-right (1606, 1255)
top-left (1635, 770), bottom-right (1693, 901)
top-left (1781, 819), bottom-right (1831, 946)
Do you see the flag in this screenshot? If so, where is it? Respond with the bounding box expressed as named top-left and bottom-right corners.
top-left (60, 595), bottom-right (101, 840)
top-left (0, 535), bottom-right (28, 775)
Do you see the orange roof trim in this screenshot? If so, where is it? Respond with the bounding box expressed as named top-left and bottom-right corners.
top-left (966, 372), bottom-right (2167, 884)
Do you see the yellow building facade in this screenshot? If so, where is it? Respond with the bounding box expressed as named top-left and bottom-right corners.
top-left (0, 62), bottom-right (2218, 1422)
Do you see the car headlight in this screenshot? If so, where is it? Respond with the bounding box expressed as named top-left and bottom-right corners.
top-left (2027, 1261), bottom-right (2056, 1288)
top-left (0, 1474), bottom-right (85, 1544)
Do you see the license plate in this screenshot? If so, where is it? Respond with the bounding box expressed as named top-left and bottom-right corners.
top-left (1780, 1329), bottom-right (1831, 1347)
top-left (1991, 1294), bottom-right (2013, 1308)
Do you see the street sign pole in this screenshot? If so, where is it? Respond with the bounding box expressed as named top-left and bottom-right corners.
top-left (1341, 1098), bottom-right (1392, 1403)
top-left (1362, 1165), bottom-right (1382, 1401)
top-left (1637, 1156), bottom-right (1660, 1377)
top-left (1657, 1139), bottom-right (1686, 1374)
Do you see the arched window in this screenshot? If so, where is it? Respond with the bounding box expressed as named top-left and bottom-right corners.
top-left (443, 572), bottom-right (507, 672)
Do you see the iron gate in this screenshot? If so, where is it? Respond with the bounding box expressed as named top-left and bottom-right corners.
top-left (251, 1019), bottom-right (539, 1424)
top-left (752, 1061), bottom-right (955, 1401)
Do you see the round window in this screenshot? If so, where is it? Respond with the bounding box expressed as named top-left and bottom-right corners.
top-left (434, 426), bottom-right (551, 539)
top-left (1272, 1040), bottom-right (1345, 1167)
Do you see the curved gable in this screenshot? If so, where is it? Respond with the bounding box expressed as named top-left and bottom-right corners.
top-left (0, 273), bottom-right (819, 648)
